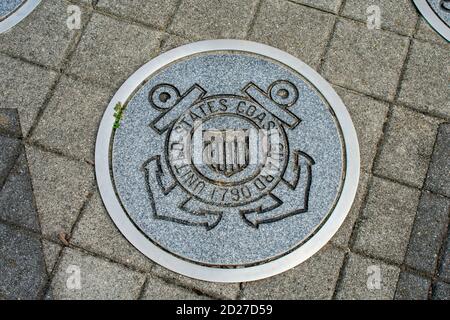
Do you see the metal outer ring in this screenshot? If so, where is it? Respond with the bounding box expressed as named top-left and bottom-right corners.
top-left (0, 0), bottom-right (41, 34)
top-left (413, 0), bottom-right (450, 41)
top-left (95, 40), bottom-right (361, 283)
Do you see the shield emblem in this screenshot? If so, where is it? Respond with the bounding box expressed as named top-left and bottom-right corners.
top-left (202, 129), bottom-right (250, 177)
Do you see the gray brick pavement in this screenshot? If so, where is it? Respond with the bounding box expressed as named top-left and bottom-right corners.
top-left (404, 192), bottom-right (449, 274)
top-left (25, 145), bottom-right (94, 240)
top-left (30, 75), bottom-right (114, 163)
top-left (0, 0), bottom-right (448, 300)
top-left (242, 246), bottom-right (345, 299)
top-left (335, 253), bottom-right (400, 300)
top-left (169, 0), bottom-right (258, 40)
top-left (0, 113), bottom-right (48, 299)
top-left (352, 177), bottom-right (421, 264)
top-left (321, 19), bottom-right (409, 100)
top-left (374, 105), bottom-right (441, 188)
top-left (341, 0), bottom-right (418, 36)
top-left (151, 265), bottom-right (240, 300)
top-left (70, 191), bottom-right (154, 271)
top-left (397, 40), bottom-right (450, 119)
top-left (141, 276), bottom-right (211, 300)
top-left (425, 124), bottom-right (450, 197)
top-left (50, 247), bottom-right (145, 300)
top-left (0, 224), bottom-right (47, 299)
top-left (97, 0), bottom-right (179, 30)
top-left (395, 272), bottom-right (430, 300)
top-left (249, 0), bottom-right (335, 69)
top-left (67, 12), bottom-right (163, 89)
top-left (0, 0), bottom-right (90, 69)
top-left (0, 54), bottom-right (58, 137)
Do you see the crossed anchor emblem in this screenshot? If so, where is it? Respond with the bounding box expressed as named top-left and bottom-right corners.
top-left (143, 81), bottom-right (314, 230)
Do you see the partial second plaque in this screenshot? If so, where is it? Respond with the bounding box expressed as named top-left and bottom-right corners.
top-left (413, 0), bottom-right (450, 41)
top-left (0, 0), bottom-right (41, 34)
top-left (96, 40), bottom-right (360, 282)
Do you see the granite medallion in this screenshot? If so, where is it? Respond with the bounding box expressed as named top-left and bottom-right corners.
top-left (95, 40), bottom-right (360, 282)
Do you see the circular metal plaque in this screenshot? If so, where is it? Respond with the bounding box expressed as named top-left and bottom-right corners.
top-left (96, 40), bottom-right (360, 282)
top-left (0, 0), bottom-right (41, 34)
top-left (413, 0), bottom-right (450, 41)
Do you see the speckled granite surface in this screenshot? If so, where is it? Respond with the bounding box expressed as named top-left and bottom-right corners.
top-left (112, 52), bottom-right (344, 265)
top-left (427, 0), bottom-right (450, 27)
top-left (0, 0), bottom-right (25, 21)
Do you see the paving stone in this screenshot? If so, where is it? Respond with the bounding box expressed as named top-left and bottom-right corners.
top-left (416, 18), bottom-right (449, 46)
top-left (0, 54), bottom-right (57, 137)
top-left (353, 177), bottom-right (421, 264)
top-left (0, 224), bottom-right (47, 300)
top-left (97, 0), bottom-right (178, 29)
top-left (395, 272), bottom-right (430, 300)
top-left (439, 231), bottom-right (450, 282)
top-left (432, 282), bottom-right (450, 300)
top-left (0, 135), bottom-right (21, 188)
top-left (374, 106), bottom-right (440, 188)
top-left (425, 123), bottom-right (450, 197)
top-left (397, 40), bottom-right (450, 119)
top-left (335, 87), bottom-right (389, 173)
top-left (335, 253), bottom-right (400, 300)
top-left (152, 265), bottom-right (240, 300)
top-left (51, 248), bottom-right (145, 300)
top-left (0, 150), bottom-right (40, 232)
top-left (331, 173), bottom-right (370, 248)
top-left (242, 246), bottom-right (345, 299)
top-left (169, 0), bottom-right (258, 40)
top-left (25, 145), bottom-right (94, 239)
top-left (405, 192), bottom-right (450, 274)
top-left (42, 240), bottom-right (62, 274)
top-left (141, 276), bottom-right (210, 300)
top-left (0, 109), bottom-right (21, 138)
top-left (0, 0), bottom-right (90, 69)
top-left (322, 18), bottom-right (409, 100)
top-left (341, 0), bottom-right (418, 35)
top-left (71, 191), bottom-right (154, 271)
top-left (31, 76), bottom-right (113, 163)
top-left (290, 0), bottom-right (342, 13)
top-left (67, 13), bottom-right (163, 89)
top-left (249, 0), bottom-right (335, 69)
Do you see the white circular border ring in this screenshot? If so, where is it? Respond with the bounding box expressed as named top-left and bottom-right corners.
top-left (0, 0), bottom-right (42, 34)
top-left (95, 40), bottom-right (360, 283)
top-left (413, 0), bottom-right (450, 41)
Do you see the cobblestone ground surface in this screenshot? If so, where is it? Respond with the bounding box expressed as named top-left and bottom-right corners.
top-left (0, 0), bottom-right (449, 300)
